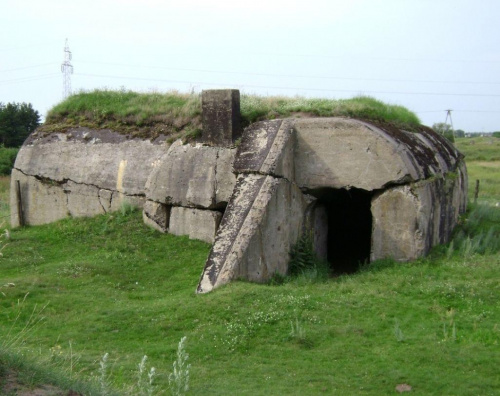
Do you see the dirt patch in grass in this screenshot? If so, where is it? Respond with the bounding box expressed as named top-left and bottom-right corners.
top-left (38, 117), bottom-right (202, 143)
top-left (1, 369), bottom-right (81, 396)
top-left (472, 161), bottom-right (500, 168)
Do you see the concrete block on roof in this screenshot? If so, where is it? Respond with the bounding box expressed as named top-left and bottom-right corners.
top-left (202, 89), bottom-right (241, 146)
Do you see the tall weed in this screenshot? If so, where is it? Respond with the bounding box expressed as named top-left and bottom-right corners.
top-left (168, 336), bottom-right (191, 396)
top-left (288, 232), bottom-right (330, 283)
top-left (450, 203), bottom-right (500, 257)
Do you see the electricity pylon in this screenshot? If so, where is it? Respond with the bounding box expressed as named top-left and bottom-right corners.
top-left (61, 38), bottom-right (73, 99)
top-left (444, 109), bottom-right (455, 136)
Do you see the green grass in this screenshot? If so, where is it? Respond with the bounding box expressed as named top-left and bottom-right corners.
top-left (239, 94), bottom-right (421, 127)
top-left (0, 138), bottom-right (499, 395)
top-left (0, 176), bottom-right (10, 223)
top-left (41, 90), bottom-right (421, 140)
top-left (43, 90), bottom-right (202, 141)
top-left (456, 137), bottom-right (500, 204)
top-left (1, 205), bottom-right (499, 394)
top-left (455, 136), bottom-right (500, 162)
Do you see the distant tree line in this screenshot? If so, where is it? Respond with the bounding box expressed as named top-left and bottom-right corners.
top-left (432, 124), bottom-right (473, 143)
top-left (0, 102), bottom-right (40, 175)
top-left (433, 123), bottom-right (500, 141)
top-left (432, 123), bottom-right (456, 143)
top-left (0, 102), bottom-right (40, 147)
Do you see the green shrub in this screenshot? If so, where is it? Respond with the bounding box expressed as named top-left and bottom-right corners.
top-left (0, 146), bottom-right (19, 175)
top-left (288, 232), bottom-right (330, 281)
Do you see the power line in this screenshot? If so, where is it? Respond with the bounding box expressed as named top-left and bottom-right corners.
top-left (250, 52), bottom-right (500, 64)
top-left (80, 51), bottom-right (499, 64)
top-left (74, 72), bottom-right (500, 98)
top-left (0, 43), bottom-right (54, 52)
top-left (0, 73), bottom-right (60, 85)
top-left (76, 60), bottom-right (500, 86)
top-left (0, 62), bottom-right (58, 73)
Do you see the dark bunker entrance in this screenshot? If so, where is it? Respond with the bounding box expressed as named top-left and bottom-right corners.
top-left (311, 187), bottom-right (373, 275)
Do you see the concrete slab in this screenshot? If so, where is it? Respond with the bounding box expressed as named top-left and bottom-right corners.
top-left (197, 174), bottom-right (312, 293)
top-left (169, 206), bottom-right (222, 244)
top-left (146, 140), bottom-right (237, 209)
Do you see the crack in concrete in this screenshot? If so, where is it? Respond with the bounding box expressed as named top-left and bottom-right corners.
top-left (213, 148), bottom-right (219, 208)
top-left (108, 191), bottom-right (114, 211)
top-left (97, 190), bottom-right (107, 214)
top-left (14, 167), bottom-right (145, 199)
top-left (236, 169), bottom-right (291, 184)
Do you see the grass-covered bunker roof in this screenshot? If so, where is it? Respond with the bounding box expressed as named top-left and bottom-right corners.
top-left (42, 89), bottom-right (423, 141)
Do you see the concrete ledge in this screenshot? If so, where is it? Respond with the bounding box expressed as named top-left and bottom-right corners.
top-left (143, 200), bottom-right (170, 233)
top-left (145, 140), bottom-right (237, 209)
top-left (234, 119), bottom-right (295, 179)
top-left (169, 207), bottom-right (222, 244)
top-left (14, 131), bottom-right (167, 195)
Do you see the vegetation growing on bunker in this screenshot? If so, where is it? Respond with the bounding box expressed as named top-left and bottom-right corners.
top-left (41, 89), bottom-right (422, 140)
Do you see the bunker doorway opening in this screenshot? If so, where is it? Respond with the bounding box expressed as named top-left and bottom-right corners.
top-left (313, 187), bottom-right (373, 275)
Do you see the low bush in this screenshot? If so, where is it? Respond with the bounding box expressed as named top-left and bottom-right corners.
top-left (0, 146), bottom-right (18, 175)
top-left (287, 232), bottom-right (330, 282)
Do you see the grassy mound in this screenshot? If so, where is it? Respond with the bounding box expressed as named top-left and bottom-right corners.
top-left (1, 144), bottom-right (499, 395)
top-left (41, 89), bottom-right (421, 140)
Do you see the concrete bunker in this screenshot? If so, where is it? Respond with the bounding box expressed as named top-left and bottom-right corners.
top-left (197, 107), bottom-right (468, 293)
top-left (10, 89), bottom-right (468, 294)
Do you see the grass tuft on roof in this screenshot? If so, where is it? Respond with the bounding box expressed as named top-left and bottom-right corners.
top-left (42, 89), bottom-right (421, 140)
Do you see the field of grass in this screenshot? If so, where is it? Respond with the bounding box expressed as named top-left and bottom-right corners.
top-left (456, 137), bottom-right (500, 205)
top-left (41, 90), bottom-right (421, 141)
top-left (0, 138), bottom-right (498, 395)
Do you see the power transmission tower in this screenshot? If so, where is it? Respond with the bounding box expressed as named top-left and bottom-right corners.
top-left (61, 38), bottom-right (73, 99)
top-left (444, 109), bottom-right (455, 137)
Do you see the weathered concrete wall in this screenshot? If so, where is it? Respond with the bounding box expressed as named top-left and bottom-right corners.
top-left (11, 128), bottom-right (168, 227)
top-left (142, 140), bottom-right (236, 243)
top-left (292, 118), bottom-right (462, 191)
top-left (197, 173), bottom-right (313, 292)
top-left (169, 207), bottom-right (222, 244)
top-left (197, 117), bottom-right (468, 293)
top-left (145, 140), bottom-right (236, 209)
top-left (371, 170), bottom-right (467, 261)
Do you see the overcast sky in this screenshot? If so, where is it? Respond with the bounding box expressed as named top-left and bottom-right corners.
top-left (1, 0), bottom-right (499, 132)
